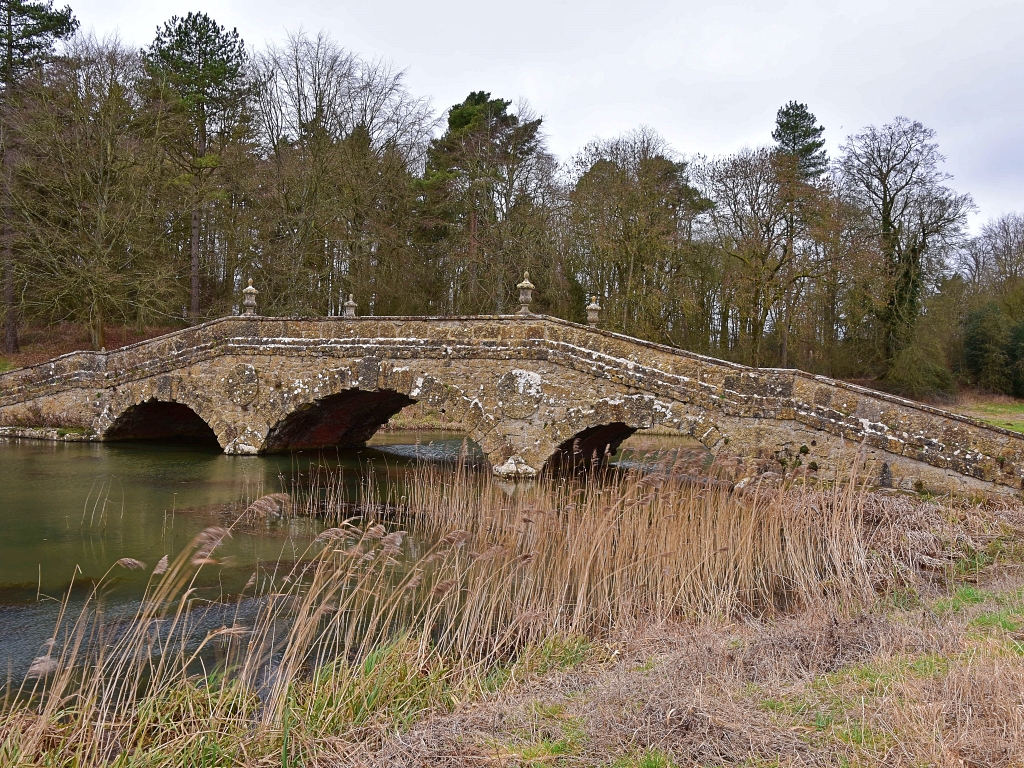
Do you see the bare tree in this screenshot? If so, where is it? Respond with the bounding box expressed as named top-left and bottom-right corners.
top-left (12, 35), bottom-right (178, 348)
top-left (695, 147), bottom-right (828, 367)
top-left (567, 128), bottom-right (711, 344)
top-left (839, 118), bottom-right (973, 367)
top-left (250, 30), bottom-right (437, 316)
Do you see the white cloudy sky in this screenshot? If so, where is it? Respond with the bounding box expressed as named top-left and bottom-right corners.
top-left (72, 0), bottom-right (1023, 229)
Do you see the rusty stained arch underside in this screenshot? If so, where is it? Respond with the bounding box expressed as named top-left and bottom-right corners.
top-left (263, 389), bottom-right (416, 453)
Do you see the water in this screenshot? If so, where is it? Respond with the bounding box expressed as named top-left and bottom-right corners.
top-left (0, 431), bottom-right (477, 679)
top-left (0, 429), bottom-right (698, 680)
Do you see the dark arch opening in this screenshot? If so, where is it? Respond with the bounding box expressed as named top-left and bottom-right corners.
top-left (264, 389), bottom-right (415, 453)
top-left (104, 400), bottom-right (220, 446)
top-left (544, 421), bottom-right (637, 475)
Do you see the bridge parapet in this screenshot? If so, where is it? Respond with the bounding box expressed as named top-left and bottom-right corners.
top-left (1, 314), bottom-right (1023, 495)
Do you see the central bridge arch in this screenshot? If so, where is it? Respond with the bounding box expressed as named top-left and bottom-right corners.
top-left (544, 421), bottom-right (637, 473)
top-left (263, 389), bottom-right (415, 452)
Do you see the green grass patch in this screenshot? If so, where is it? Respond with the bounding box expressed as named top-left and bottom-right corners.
top-left (882, 587), bottom-right (922, 611)
top-left (1006, 639), bottom-right (1024, 656)
top-left (833, 721), bottom-right (889, 750)
top-left (816, 661), bottom-right (900, 697)
top-left (971, 610), bottom-right (1020, 632)
top-left (482, 662), bottom-right (514, 693)
top-left (517, 736), bottom-right (577, 764)
top-left (961, 402), bottom-right (1024, 433)
top-left (0, 359), bottom-right (11, 373)
top-left (995, 587), bottom-right (1024, 609)
top-left (813, 710), bottom-right (835, 731)
top-left (501, 703), bottom-right (588, 766)
top-left (759, 696), bottom-right (812, 716)
top-left (609, 747), bottom-right (678, 767)
top-left (905, 653), bottom-right (950, 677)
top-left (934, 585), bottom-right (989, 615)
top-left (630, 657), bottom-right (656, 673)
top-left (954, 547), bottom-right (996, 577)
top-left (521, 634), bottom-right (593, 676)
top-left (971, 402), bottom-right (1024, 416)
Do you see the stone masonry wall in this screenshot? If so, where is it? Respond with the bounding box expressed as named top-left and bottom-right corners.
top-left (1, 315), bottom-right (1023, 495)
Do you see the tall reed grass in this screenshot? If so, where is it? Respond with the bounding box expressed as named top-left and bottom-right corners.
top-left (0, 458), bottom-right (872, 766)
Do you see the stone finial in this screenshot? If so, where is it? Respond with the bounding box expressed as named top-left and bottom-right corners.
top-left (516, 271), bottom-right (535, 315)
top-left (242, 279), bottom-right (258, 317)
top-left (343, 294), bottom-right (358, 318)
top-left (586, 295), bottom-right (601, 328)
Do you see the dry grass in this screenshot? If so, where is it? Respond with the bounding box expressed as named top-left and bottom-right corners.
top-left (362, 489), bottom-right (1024, 768)
top-left (2, 460), bottom-right (1022, 766)
top-left (400, 459), bottom-right (870, 627)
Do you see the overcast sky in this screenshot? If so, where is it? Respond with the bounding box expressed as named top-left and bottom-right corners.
top-left (72, 0), bottom-right (1023, 230)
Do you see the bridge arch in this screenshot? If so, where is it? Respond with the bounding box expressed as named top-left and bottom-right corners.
top-left (103, 398), bottom-right (220, 447)
top-left (259, 368), bottom-right (491, 455)
top-left (263, 388), bottom-right (416, 452)
top-left (544, 421), bottom-right (637, 473)
top-left (98, 376), bottom-right (242, 450)
top-left (538, 396), bottom-right (730, 474)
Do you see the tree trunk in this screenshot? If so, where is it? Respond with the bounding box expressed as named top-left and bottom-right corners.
top-left (2, 149), bottom-right (17, 354)
top-left (190, 205), bottom-right (200, 319)
top-left (190, 129), bottom-right (207, 321)
top-left (779, 307), bottom-right (789, 368)
top-left (780, 232), bottom-right (794, 368)
top-left (718, 297), bottom-right (729, 354)
top-left (467, 210), bottom-right (478, 310)
top-left (2, 223), bottom-right (16, 354)
top-left (2, 7), bottom-right (15, 353)
top-left (89, 305), bottom-right (105, 350)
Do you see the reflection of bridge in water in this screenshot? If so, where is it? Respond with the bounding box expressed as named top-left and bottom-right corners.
top-left (2, 290), bottom-right (1024, 494)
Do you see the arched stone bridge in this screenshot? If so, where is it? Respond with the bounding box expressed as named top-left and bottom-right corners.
top-left (2, 313), bottom-right (1024, 495)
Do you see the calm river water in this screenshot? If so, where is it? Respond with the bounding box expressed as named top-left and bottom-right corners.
top-left (0, 430), bottom-right (699, 681)
top-left (0, 431), bottom-right (477, 680)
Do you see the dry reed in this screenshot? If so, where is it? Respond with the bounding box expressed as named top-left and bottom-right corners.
top-left (0, 459), bottom-right (875, 766)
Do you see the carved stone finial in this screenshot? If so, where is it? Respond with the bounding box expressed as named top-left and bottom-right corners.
top-left (242, 278), bottom-right (258, 317)
top-left (516, 271), bottom-right (535, 315)
top-left (344, 293), bottom-right (358, 318)
top-left (586, 295), bottom-right (601, 328)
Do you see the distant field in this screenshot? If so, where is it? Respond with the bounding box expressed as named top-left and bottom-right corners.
top-left (949, 395), bottom-right (1024, 434)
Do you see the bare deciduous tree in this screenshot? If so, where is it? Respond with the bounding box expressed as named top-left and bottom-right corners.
top-left (13, 35), bottom-right (177, 348)
top-left (839, 118), bottom-right (974, 369)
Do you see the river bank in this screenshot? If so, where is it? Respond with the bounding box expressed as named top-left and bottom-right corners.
top-left (4, 452), bottom-right (1021, 766)
top-left (362, 490), bottom-right (1024, 767)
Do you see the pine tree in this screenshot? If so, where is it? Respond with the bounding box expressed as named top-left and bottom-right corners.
top-left (419, 92), bottom-right (549, 314)
top-left (772, 101), bottom-right (828, 179)
top-left (1, 0), bottom-right (77, 353)
top-left (143, 12), bottom-right (248, 320)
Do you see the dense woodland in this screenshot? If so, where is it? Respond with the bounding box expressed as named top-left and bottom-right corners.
top-left (2, 3), bottom-right (1023, 399)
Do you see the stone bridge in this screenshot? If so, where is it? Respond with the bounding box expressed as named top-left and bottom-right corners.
top-left (2, 312), bottom-right (1024, 495)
